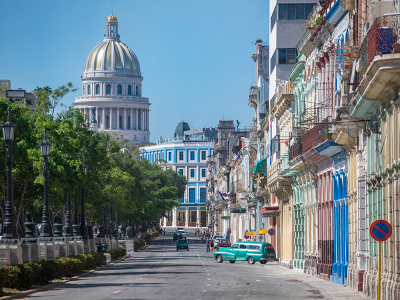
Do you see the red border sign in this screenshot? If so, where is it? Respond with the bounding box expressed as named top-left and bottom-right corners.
top-left (268, 228), bottom-right (275, 236)
top-left (370, 219), bottom-right (392, 242)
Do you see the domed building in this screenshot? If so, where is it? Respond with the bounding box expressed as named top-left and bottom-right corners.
top-left (74, 13), bottom-right (150, 144)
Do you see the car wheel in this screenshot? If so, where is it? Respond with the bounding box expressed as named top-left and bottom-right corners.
top-left (187, 247), bottom-right (189, 251)
top-left (247, 257), bottom-right (255, 265)
top-left (229, 261), bottom-right (235, 263)
top-left (260, 261), bottom-right (267, 264)
top-left (216, 255), bottom-right (223, 263)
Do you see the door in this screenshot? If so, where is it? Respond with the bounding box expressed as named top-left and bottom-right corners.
top-left (201, 211), bottom-right (206, 227)
top-left (237, 244), bottom-right (247, 260)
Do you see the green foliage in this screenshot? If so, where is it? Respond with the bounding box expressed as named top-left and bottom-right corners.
top-left (108, 247), bottom-right (127, 260)
top-left (134, 239), bottom-right (146, 251)
top-left (0, 252), bottom-right (106, 293)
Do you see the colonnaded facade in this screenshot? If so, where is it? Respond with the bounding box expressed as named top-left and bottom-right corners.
top-left (74, 13), bottom-right (150, 144)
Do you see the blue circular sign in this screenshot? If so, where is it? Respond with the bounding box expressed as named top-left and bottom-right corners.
top-left (370, 219), bottom-right (392, 242)
top-left (268, 228), bottom-right (275, 236)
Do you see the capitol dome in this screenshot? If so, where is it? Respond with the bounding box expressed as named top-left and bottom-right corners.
top-left (74, 13), bottom-right (151, 145)
top-left (82, 14), bottom-right (141, 79)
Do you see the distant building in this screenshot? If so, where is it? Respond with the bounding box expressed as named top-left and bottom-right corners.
top-left (0, 80), bottom-right (37, 108)
top-left (140, 121), bottom-right (215, 228)
top-left (74, 13), bottom-right (150, 144)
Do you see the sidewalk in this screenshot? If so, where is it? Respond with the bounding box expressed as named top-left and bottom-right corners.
top-left (263, 262), bottom-right (368, 300)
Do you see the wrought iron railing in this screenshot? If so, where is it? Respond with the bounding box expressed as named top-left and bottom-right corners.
top-left (302, 120), bottom-right (330, 153)
top-left (289, 136), bottom-right (302, 161)
top-left (359, 15), bottom-right (400, 79)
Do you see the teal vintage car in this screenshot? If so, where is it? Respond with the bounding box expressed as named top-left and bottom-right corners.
top-left (213, 241), bottom-right (276, 264)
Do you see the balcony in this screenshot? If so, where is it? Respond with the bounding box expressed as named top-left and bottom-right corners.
top-left (272, 81), bottom-right (294, 120)
top-left (267, 159), bottom-right (293, 199)
top-left (302, 121), bottom-right (330, 153)
top-left (289, 136), bottom-right (302, 161)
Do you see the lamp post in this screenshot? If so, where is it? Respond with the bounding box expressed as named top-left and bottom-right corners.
top-left (39, 129), bottom-right (52, 237)
top-left (80, 156), bottom-right (89, 238)
top-left (1, 107), bottom-right (18, 240)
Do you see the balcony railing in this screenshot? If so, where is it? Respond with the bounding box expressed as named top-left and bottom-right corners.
top-left (289, 136), bottom-right (302, 161)
top-left (302, 121), bottom-right (329, 153)
top-left (359, 15), bottom-right (400, 79)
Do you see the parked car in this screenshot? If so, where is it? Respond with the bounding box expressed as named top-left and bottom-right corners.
top-left (176, 228), bottom-right (186, 234)
top-left (213, 242), bottom-right (276, 264)
top-left (214, 239), bottom-right (231, 250)
top-left (177, 238), bottom-right (189, 251)
top-left (173, 232), bottom-right (187, 241)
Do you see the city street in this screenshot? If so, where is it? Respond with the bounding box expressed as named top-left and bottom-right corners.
top-left (17, 228), bottom-right (364, 300)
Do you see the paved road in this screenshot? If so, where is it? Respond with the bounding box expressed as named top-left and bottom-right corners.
top-left (19, 228), bottom-right (362, 300)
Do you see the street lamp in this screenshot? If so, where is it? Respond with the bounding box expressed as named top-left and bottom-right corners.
top-left (1, 107), bottom-right (18, 240)
top-left (39, 129), bottom-right (52, 237)
top-left (80, 156), bottom-right (89, 238)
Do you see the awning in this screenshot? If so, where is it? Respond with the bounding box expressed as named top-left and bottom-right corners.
top-left (253, 158), bottom-right (267, 174)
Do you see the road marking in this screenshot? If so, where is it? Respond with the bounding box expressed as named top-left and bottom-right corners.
top-left (208, 278), bottom-right (211, 281)
top-left (202, 290), bottom-right (207, 293)
top-left (113, 291), bottom-right (121, 294)
top-left (256, 280), bottom-right (262, 281)
top-left (139, 278), bottom-right (143, 280)
top-left (207, 274), bottom-right (210, 275)
top-left (207, 284), bottom-right (211, 286)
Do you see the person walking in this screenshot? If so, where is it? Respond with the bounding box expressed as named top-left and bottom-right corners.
top-left (210, 239), bottom-right (214, 251)
top-left (206, 237), bottom-right (210, 252)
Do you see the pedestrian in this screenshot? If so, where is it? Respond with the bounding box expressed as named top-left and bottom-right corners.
top-left (199, 233), bottom-right (204, 244)
top-left (163, 228), bottom-right (165, 236)
top-left (206, 237), bottom-right (210, 252)
top-left (210, 239), bottom-right (214, 251)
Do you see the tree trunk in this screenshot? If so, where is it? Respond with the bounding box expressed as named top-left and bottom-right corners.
top-left (16, 184), bottom-right (27, 237)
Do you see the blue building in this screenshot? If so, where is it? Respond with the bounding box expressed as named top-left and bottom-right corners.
top-left (140, 121), bottom-right (215, 228)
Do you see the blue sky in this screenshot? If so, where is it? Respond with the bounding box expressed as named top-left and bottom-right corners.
top-left (1, 0), bottom-right (269, 142)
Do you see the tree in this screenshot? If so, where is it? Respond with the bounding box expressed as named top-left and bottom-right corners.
top-left (35, 83), bottom-right (77, 117)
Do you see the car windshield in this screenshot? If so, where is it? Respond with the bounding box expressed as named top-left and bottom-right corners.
top-left (265, 244), bottom-right (275, 253)
top-left (219, 239), bottom-right (229, 243)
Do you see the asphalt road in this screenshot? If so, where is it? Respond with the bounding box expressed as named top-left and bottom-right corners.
top-left (19, 228), bottom-right (325, 300)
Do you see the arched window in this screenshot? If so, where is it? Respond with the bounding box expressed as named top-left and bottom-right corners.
top-left (95, 84), bottom-right (100, 95)
top-left (106, 84), bottom-right (111, 95)
top-left (117, 84), bottom-right (122, 95)
top-left (87, 85), bottom-right (91, 95)
top-left (128, 85), bottom-right (132, 95)
top-left (136, 86), bottom-right (139, 96)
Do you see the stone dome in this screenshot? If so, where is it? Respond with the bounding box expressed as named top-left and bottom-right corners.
top-left (82, 14), bottom-right (141, 79)
top-left (175, 121), bottom-right (190, 137)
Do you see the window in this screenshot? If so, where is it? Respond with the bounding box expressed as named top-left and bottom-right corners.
top-left (96, 84), bottom-right (100, 95)
top-left (271, 3), bottom-right (315, 30)
top-left (119, 116), bottom-right (123, 129)
top-left (271, 48), bottom-right (298, 73)
top-left (128, 85), bottom-right (132, 95)
top-left (239, 244), bottom-right (247, 249)
top-left (271, 135), bottom-right (280, 155)
top-left (201, 151), bottom-right (206, 160)
top-left (201, 169), bottom-right (206, 178)
top-left (232, 244), bottom-right (239, 249)
top-left (106, 84), bottom-right (111, 94)
top-left (127, 116), bottom-right (131, 130)
top-left (190, 151), bottom-right (195, 160)
top-left (178, 169), bottom-right (183, 175)
top-left (117, 84), bottom-right (122, 95)
top-left (106, 116), bottom-right (110, 129)
top-left (168, 152), bottom-right (172, 161)
top-left (200, 188), bottom-right (207, 203)
top-left (189, 188), bottom-right (195, 203)
top-left (179, 151), bottom-right (184, 161)
top-left (190, 169), bottom-right (195, 178)
top-left (136, 86), bottom-right (139, 96)
top-left (249, 245), bottom-right (260, 250)
top-left (87, 85), bottom-right (91, 95)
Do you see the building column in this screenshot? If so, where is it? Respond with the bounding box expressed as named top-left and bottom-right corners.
top-left (146, 109), bottom-right (149, 131)
top-left (116, 107), bottom-right (120, 130)
top-left (123, 107), bottom-right (127, 130)
top-left (136, 108), bottom-right (139, 130)
top-left (142, 109), bottom-right (145, 131)
top-left (197, 206), bottom-right (200, 227)
top-left (185, 207), bottom-right (189, 227)
top-left (102, 107), bottom-right (106, 129)
top-left (172, 207), bottom-right (177, 227)
top-left (163, 216), bottom-right (167, 227)
top-left (110, 107), bottom-right (113, 130)
top-left (131, 107), bottom-right (133, 130)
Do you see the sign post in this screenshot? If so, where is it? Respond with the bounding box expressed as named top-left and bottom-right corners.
top-left (369, 219), bottom-right (392, 300)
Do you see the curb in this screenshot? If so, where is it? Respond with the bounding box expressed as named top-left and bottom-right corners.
top-left (0, 256), bottom-right (129, 300)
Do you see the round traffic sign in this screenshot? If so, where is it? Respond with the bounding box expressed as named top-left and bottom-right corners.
top-left (228, 229), bottom-right (231, 234)
top-left (268, 228), bottom-right (275, 236)
top-left (370, 219), bottom-right (392, 242)
top-left (244, 230), bottom-right (249, 239)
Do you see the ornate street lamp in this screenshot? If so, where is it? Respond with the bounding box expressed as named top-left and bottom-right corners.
top-left (39, 129), bottom-right (52, 238)
top-left (80, 156), bottom-right (89, 238)
top-left (1, 107), bottom-right (18, 240)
